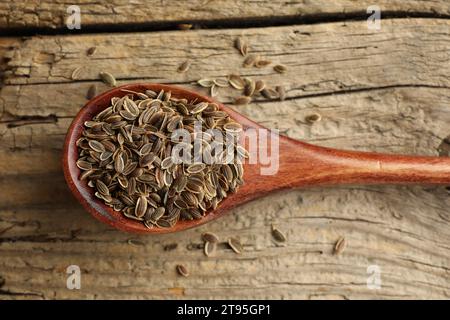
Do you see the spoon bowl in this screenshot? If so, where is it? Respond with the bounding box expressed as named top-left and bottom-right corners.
top-left (63, 83), bottom-right (450, 234)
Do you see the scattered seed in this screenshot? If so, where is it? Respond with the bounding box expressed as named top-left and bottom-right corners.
top-left (334, 236), bottom-right (347, 255)
top-left (243, 54), bottom-right (259, 67)
top-left (255, 59), bottom-right (272, 68)
top-left (71, 66), bottom-right (84, 80)
top-left (99, 71), bottom-right (117, 87)
top-left (235, 37), bottom-right (248, 56)
top-left (261, 88), bottom-right (279, 100)
top-left (234, 96), bottom-right (251, 105)
top-left (228, 237), bottom-right (243, 254)
top-left (244, 78), bottom-right (256, 96)
top-left (86, 84), bottom-right (97, 100)
top-left (228, 74), bottom-right (245, 90)
top-left (305, 113), bottom-right (322, 123)
top-left (176, 264), bottom-right (189, 277)
top-left (273, 64), bottom-right (287, 73)
top-left (214, 79), bottom-right (229, 88)
top-left (202, 232), bottom-right (219, 243)
top-left (204, 241), bottom-right (216, 257)
top-left (86, 46), bottom-right (97, 56)
top-left (210, 85), bottom-right (218, 97)
top-left (197, 78), bottom-right (215, 88)
top-left (271, 225), bottom-right (286, 242)
top-left (276, 85), bottom-right (286, 101)
top-left (177, 60), bottom-right (191, 73)
top-left (254, 80), bottom-right (266, 93)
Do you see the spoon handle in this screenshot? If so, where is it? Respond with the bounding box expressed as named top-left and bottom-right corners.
top-left (254, 137), bottom-right (450, 190)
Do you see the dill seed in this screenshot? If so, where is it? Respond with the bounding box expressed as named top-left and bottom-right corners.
top-left (177, 60), bottom-right (191, 73)
top-left (334, 236), bottom-right (347, 255)
top-left (176, 264), bottom-right (189, 277)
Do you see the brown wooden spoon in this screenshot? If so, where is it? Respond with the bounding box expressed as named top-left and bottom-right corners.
top-left (63, 83), bottom-right (450, 234)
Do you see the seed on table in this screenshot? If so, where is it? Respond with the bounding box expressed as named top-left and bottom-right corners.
top-left (214, 79), bottom-right (229, 87)
top-left (71, 66), bottom-right (84, 80)
top-left (244, 78), bottom-right (256, 96)
top-left (271, 225), bottom-right (286, 242)
top-left (255, 59), bottom-right (272, 68)
top-left (204, 241), bottom-right (216, 257)
top-left (210, 85), bottom-right (218, 97)
top-left (276, 85), bottom-right (286, 101)
top-left (334, 236), bottom-right (347, 255)
top-left (177, 60), bottom-right (191, 73)
top-left (99, 71), bottom-right (117, 86)
top-left (197, 78), bottom-right (215, 88)
top-left (86, 84), bottom-right (97, 100)
top-left (202, 232), bottom-right (219, 243)
top-left (176, 264), bottom-right (189, 277)
top-left (235, 37), bottom-right (248, 56)
top-left (254, 80), bottom-right (266, 93)
top-left (228, 74), bottom-right (245, 90)
top-left (243, 54), bottom-right (259, 67)
top-left (86, 46), bottom-right (97, 56)
top-left (305, 113), bottom-right (322, 123)
top-left (234, 96), bottom-right (251, 105)
top-left (273, 64), bottom-right (287, 73)
top-left (261, 88), bottom-right (279, 100)
top-left (228, 237), bottom-right (243, 254)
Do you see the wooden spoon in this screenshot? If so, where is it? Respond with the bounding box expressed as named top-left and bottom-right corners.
top-left (63, 83), bottom-right (450, 234)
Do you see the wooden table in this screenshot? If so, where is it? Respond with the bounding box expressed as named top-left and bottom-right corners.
top-left (1, 1), bottom-right (449, 299)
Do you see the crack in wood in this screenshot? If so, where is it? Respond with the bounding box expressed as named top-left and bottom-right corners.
top-left (2, 11), bottom-right (450, 37)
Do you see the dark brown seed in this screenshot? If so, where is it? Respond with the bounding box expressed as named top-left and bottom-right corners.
top-left (86, 47), bottom-right (97, 56)
top-left (86, 84), bottom-right (97, 100)
top-left (334, 236), bottom-right (347, 255)
top-left (202, 232), bottom-right (219, 243)
top-left (228, 237), bottom-right (243, 254)
top-left (176, 264), bottom-right (189, 277)
top-left (177, 60), bottom-right (191, 73)
top-left (273, 64), bottom-right (287, 73)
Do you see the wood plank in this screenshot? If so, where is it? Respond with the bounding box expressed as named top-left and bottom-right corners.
top-left (1, 19), bottom-right (450, 299)
top-left (0, 1), bottom-right (449, 29)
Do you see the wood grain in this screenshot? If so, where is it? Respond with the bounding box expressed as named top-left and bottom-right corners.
top-left (0, 0), bottom-right (449, 29)
top-left (0, 19), bottom-right (450, 299)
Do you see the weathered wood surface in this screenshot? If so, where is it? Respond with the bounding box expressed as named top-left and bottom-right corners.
top-left (0, 19), bottom-right (450, 299)
top-left (0, 0), bottom-right (450, 29)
